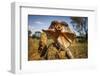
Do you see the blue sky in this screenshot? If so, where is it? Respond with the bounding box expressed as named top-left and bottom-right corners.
top-left (28, 15), bottom-right (76, 35)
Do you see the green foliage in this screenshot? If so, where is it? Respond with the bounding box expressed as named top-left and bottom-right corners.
top-left (28, 30), bottom-right (32, 36)
top-left (70, 17), bottom-right (88, 38)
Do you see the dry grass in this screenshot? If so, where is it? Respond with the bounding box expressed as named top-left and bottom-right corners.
top-left (69, 42), bottom-right (88, 58)
top-left (28, 37), bottom-right (88, 61)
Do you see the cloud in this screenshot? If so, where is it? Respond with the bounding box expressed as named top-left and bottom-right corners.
top-left (34, 21), bottom-right (44, 25)
top-left (28, 25), bottom-right (42, 35)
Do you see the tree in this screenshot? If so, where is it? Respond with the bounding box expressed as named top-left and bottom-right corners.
top-left (28, 30), bottom-right (32, 36)
top-left (70, 17), bottom-right (88, 39)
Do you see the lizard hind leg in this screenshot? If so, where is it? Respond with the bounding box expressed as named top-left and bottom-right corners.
top-left (65, 48), bottom-right (74, 59)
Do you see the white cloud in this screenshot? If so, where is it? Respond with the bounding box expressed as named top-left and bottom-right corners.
top-left (34, 21), bottom-right (44, 25)
top-left (28, 25), bottom-right (42, 35)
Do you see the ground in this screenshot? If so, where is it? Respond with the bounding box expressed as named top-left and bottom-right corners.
top-left (28, 37), bottom-right (88, 61)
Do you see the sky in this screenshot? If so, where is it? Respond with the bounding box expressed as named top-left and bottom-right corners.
top-left (28, 15), bottom-right (81, 35)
